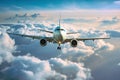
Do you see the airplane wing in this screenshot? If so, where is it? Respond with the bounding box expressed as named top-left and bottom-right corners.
top-left (7, 32), bottom-right (53, 42)
top-left (38, 29), bottom-right (53, 34)
top-left (64, 37), bottom-right (110, 43)
top-left (67, 32), bottom-right (80, 34)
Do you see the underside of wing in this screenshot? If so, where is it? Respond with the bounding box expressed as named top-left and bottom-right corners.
top-left (64, 37), bottom-right (110, 43)
top-left (7, 32), bottom-right (53, 42)
top-left (76, 37), bottom-right (110, 41)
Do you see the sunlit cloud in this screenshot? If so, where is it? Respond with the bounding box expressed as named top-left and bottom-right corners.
top-left (0, 32), bottom-right (15, 64)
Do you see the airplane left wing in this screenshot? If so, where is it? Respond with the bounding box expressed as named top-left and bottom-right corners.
top-left (7, 32), bottom-right (53, 42)
top-left (38, 29), bottom-right (53, 34)
top-left (64, 37), bottom-right (110, 43)
top-left (67, 32), bottom-right (80, 34)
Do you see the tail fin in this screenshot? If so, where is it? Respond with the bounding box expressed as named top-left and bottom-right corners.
top-left (59, 15), bottom-right (61, 27)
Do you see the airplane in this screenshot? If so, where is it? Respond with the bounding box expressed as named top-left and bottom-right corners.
top-left (7, 18), bottom-right (110, 50)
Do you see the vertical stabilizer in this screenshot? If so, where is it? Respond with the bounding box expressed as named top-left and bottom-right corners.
top-left (59, 15), bottom-right (61, 27)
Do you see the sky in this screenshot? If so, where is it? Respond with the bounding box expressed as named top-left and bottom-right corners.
top-left (0, 0), bottom-right (120, 80)
top-left (0, 0), bottom-right (120, 11)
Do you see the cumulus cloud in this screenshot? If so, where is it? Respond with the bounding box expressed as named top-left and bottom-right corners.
top-left (1, 55), bottom-right (92, 80)
top-left (0, 32), bottom-right (15, 64)
top-left (2, 23), bottom-right (114, 61)
top-left (2, 11), bottom-right (120, 31)
top-left (3, 56), bottom-right (67, 80)
top-left (0, 24), bottom-right (93, 80)
top-left (0, 15), bottom-right (116, 80)
top-left (94, 40), bottom-right (114, 51)
top-left (60, 29), bottom-right (113, 62)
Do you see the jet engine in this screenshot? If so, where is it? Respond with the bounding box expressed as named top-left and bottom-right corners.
top-left (40, 39), bottom-right (47, 46)
top-left (71, 39), bottom-right (78, 47)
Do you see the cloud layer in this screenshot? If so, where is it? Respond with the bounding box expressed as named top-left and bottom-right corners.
top-left (3, 56), bottom-right (92, 80)
top-left (0, 12), bottom-right (117, 80)
top-left (0, 24), bottom-right (93, 80)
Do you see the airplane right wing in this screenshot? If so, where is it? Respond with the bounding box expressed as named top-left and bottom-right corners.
top-left (64, 37), bottom-right (110, 43)
top-left (7, 32), bottom-right (53, 42)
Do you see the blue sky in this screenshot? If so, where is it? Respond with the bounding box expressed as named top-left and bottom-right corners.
top-left (0, 0), bottom-right (120, 11)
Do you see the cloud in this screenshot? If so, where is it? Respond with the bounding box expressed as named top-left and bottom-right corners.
top-left (100, 16), bottom-right (119, 26)
top-left (0, 31), bottom-right (91, 80)
top-left (9, 13), bottom-right (41, 19)
top-left (2, 55), bottom-right (92, 80)
top-left (2, 56), bottom-right (66, 80)
top-left (6, 13), bottom-right (41, 23)
top-left (62, 18), bottom-right (95, 23)
top-left (0, 24), bottom-right (93, 80)
top-left (106, 30), bottom-right (120, 37)
top-left (1, 11), bottom-right (120, 32)
top-left (31, 13), bottom-right (41, 18)
top-left (60, 29), bottom-right (113, 62)
top-left (94, 40), bottom-right (114, 51)
top-left (0, 17), bottom-right (116, 80)
top-left (0, 32), bottom-right (15, 64)
top-left (2, 23), bottom-right (114, 60)
top-left (49, 58), bottom-right (92, 80)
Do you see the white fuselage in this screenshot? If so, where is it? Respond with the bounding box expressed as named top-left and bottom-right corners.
top-left (53, 26), bottom-right (66, 44)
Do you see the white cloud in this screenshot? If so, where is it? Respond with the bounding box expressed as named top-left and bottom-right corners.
top-left (2, 56), bottom-right (91, 80)
top-left (0, 32), bottom-right (15, 64)
top-left (3, 55), bottom-right (67, 80)
top-left (0, 14), bottom-right (117, 80)
top-left (60, 29), bottom-right (113, 62)
top-left (49, 58), bottom-right (92, 80)
top-left (94, 40), bottom-right (114, 51)
top-left (1, 23), bottom-right (114, 61)
top-left (0, 26), bottom-right (92, 80)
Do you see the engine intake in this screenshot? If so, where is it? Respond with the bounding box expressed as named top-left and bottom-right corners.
top-left (40, 39), bottom-right (47, 46)
top-left (71, 39), bottom-right (78, 47)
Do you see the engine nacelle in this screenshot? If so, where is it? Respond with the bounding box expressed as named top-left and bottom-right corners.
top-left (40, 39), bottom-right (47, 46)
top-left (71, 39), bottom-right (78, 47)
